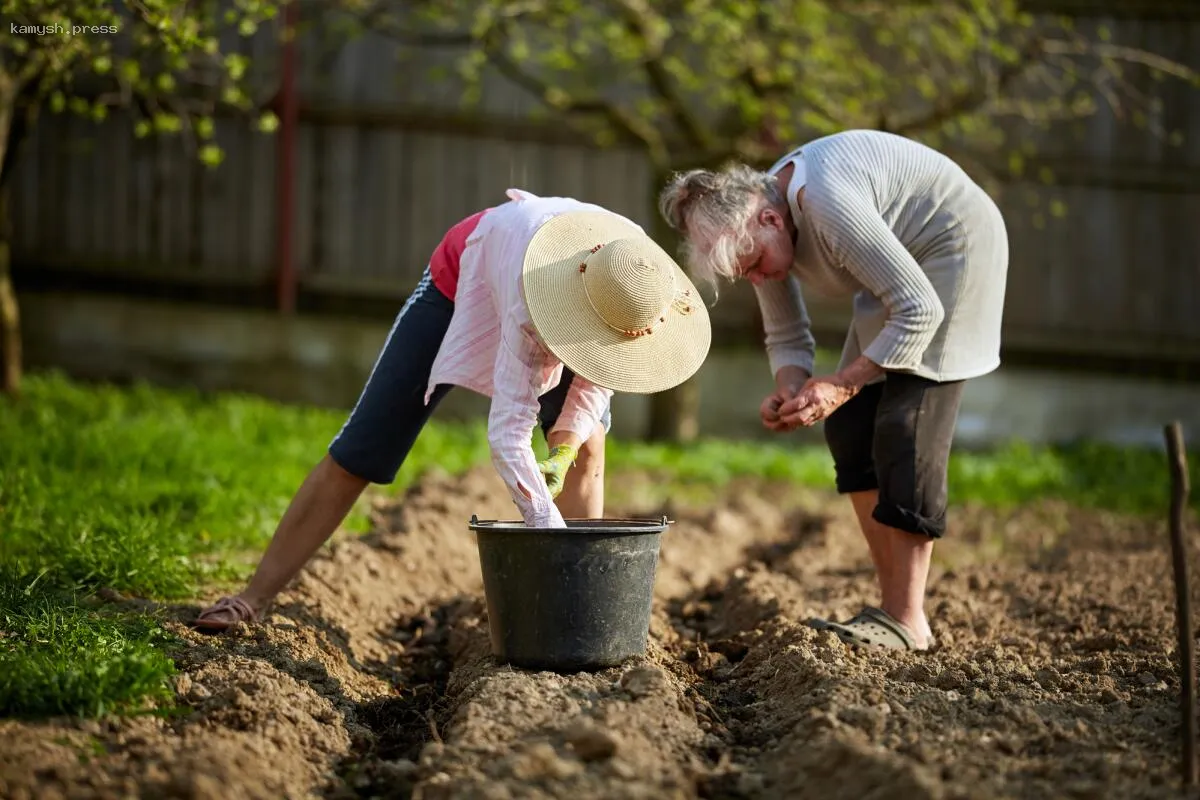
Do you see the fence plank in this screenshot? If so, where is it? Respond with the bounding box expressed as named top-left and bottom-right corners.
top-left (247, 127), bottom-right (277, 281)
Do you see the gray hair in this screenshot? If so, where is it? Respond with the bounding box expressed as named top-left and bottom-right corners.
top-left (658, 164), bottom-right (781, 292)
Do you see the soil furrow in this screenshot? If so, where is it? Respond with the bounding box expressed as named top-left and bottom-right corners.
top-left (666, 505), bottom-right (1188, 800)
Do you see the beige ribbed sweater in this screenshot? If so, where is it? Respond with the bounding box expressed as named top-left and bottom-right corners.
top-left (754, 129), bottom-right (1010, 383)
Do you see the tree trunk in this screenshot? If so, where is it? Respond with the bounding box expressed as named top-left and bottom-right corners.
top-left (644, 171), bottom-right (701, 443)
top-left (0, 195), bottom-right (18, 398)
top-left (0, 77), bottom-right (26, 398)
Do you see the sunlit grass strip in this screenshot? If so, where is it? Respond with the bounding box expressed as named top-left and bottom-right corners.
top-left (0, 572), bottom-right (177, 719)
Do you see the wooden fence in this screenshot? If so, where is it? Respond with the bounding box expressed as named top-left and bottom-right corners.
top-left (11, 4), bottom-right (1200, 369)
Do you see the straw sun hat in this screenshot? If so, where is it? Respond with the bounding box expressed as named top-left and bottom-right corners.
top-left (521, 210), bottom-right (712, 394)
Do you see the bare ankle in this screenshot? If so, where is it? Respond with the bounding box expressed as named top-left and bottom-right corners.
top-left (238, 591), bottom-right (272, 611)
top-left (882, 604), bottom-right (929, 639)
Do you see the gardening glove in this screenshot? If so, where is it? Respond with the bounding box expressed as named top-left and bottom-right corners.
top-left (536, 443), bottom-right (578, 500)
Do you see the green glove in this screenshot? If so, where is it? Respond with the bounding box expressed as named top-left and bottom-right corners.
top-left (536, 443), bottom-right (579, 499)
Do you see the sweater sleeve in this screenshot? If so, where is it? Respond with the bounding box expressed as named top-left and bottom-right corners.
top-left (754, 274), bottom-right (816, 378)
top-left (808, 187), bottom-right (945, 370)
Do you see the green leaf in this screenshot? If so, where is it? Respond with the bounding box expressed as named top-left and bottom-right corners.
top-left (255, 112), bottom-right (280, 133)
top-left (224, 55), bottom-right (249, 82)
top-left (50, 92), bottom-right (66, 114)
top-left (153, 113), bottom-right (183, 134)
top-left (1007, 151), bottom-right (1025, 178)
top-left (134, 120), bottom-right (152, 139)
top-left (200, 145), bottom-right (225, 168)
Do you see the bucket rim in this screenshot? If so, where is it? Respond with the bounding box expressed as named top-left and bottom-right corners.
top-left (469, 515), bottom-right (672, 534)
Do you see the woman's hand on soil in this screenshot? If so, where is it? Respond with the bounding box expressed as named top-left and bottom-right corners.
top-left (537, 443), bottom-right (578, 499)
top-left (778, 377), bottom-right (857, 427)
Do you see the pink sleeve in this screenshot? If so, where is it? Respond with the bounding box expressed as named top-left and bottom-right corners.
top-left (549, 373), bottom-right (611, 442)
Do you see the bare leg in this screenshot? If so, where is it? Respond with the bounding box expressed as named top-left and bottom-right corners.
top-left (883, 527), bottom-right (934, 646)
top-left (204, 454), bottom-right (368, 622)
top-left (848, 490), bottom-right (892, 596)
top-left (551, 426), bottom-right (605, 519)
top-left (847, 489), bottom-right (933, 647)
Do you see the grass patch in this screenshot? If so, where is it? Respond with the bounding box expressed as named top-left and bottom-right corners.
top-left (0, 570), bottom-right (177, 719)
top-left (1, 371), bottom-right (489, 599)
top-left (608, 437), bottom-right (1200, 515)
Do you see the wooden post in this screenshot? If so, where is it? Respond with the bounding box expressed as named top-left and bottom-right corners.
top-left (274, 0), bottom-right (299, 314)
top-left (1165, 421), bottom-right (1195, 788)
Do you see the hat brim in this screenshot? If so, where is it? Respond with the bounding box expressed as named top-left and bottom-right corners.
top-left (521, 211), bottom-right (712, 395)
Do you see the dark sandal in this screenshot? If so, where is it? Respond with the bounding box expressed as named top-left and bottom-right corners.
top-left (193, 596), bottom-right (259, 633)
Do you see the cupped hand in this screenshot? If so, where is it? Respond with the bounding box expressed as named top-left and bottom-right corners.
top-left (778, 377), bottom-right (856, 427)
top-left (759, 389), bottom-right (795, 432)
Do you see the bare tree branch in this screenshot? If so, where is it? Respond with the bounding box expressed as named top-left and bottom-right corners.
top-left (479, 21), bottom-right (669, 166)
top-left (318, 0), bottom-right (476, 47)
top-left (611, 0), bottom-right (710, 152)
top-left (892, 35), bottom-right (1046, 136)
top-left (1042, 39), bottom-right (1200, 83)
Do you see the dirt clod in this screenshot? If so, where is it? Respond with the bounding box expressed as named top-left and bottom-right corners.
top-left (564, 722), bottom-right (620, 761)
top-left (619, 666), bottom-right (668, 698)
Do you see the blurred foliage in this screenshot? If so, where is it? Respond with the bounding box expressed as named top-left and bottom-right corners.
top-left (0, 0), bottom-right (285, 173)
top-left (337, 0), bottom-right (1199, 182)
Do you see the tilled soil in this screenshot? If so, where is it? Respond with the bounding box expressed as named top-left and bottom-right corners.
top-left (1, 468), bottom-right (1196, 799)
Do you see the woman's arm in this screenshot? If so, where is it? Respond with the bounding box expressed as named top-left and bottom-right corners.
top-left (808, 190), bottom-right (945, 370)
top-left (487, 325), bottom-right (567, 528)
top-left (754, 274), bottom-right (817, 380)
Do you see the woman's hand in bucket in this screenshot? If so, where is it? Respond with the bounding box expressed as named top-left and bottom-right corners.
top-left (537, 443), bottom-right (579, 499)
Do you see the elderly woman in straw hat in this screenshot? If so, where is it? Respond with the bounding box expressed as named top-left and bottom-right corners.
top-left (194, 188), bottom-right (711, 632)
top-left (658, 129), bottom-right (1009, 652)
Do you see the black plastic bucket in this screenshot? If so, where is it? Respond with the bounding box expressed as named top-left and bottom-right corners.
top-left (469, 515), bottom-right (670, 672)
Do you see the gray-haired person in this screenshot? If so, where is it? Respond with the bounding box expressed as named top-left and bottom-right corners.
top-left (659, 129), bottom-right (1009, 651)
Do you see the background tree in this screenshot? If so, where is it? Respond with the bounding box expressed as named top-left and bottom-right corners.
top-left (338, 0), bottom-right (1198, 442)
top-left (0, 0), bottom-right (283, 397)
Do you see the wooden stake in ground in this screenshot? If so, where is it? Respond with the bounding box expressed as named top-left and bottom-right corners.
top-left (1165, 421), bottom-right (1195, 788)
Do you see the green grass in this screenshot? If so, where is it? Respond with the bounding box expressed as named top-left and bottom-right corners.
top-left (2, 371), bottom-right (1197, 719)
top-left (1, 371), bottom-right (490, 599)
top-left (609, 437), bottom-right (1200, 515)
top-left (0, 571), bottom-right (177, 718)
